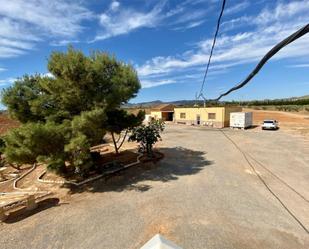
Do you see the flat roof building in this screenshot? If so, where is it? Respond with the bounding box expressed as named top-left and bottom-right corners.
top-left (174, 106), bottom-right (242, 128)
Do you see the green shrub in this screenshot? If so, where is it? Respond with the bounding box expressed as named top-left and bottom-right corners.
top-left (129, 120), bottom-right (165, 157)
top-left (38, 156), bottom-right (67, 174)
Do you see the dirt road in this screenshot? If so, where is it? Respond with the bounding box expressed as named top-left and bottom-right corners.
top-left (1, 124), bottom-right (309, 249)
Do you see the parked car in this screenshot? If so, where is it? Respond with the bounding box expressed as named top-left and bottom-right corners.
top-left (262, 120), bottom-right (279, 130)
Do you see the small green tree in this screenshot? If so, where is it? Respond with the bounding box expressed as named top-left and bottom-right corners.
top-left (3, 122), bottom-right (69, 174)
top-left (0, 136), bottom-right (22, 171)
top-left (106, 109), bottom-right (144, 154)
top-left (2, 47), bottom-right (140, 124)
top-left (129, 120), bottom-right (165, 157)
top-left (1, 47), bottom-right (141, 177)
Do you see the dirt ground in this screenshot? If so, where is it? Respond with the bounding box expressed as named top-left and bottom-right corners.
top-left (244, 108), bottom-right (309, 137)
top-left (0, 142), bottom-right (140, 206)
top-left (1, 109), bottom-right (309, 249)
top-left (0, 111), bottom-right (309, 249)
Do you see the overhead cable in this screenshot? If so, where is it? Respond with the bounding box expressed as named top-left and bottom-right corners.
top-left (214, 23), bottom-right (309, 101)
top-left (197, 0), bottom-right (226, 100)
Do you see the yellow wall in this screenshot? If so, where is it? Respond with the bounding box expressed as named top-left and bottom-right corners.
top-left (175, 107), bottom-right (224, 122)
top-left (174, 106), bottom-right (242, 127)
top-left (150, 111), bottom-right (162, 120)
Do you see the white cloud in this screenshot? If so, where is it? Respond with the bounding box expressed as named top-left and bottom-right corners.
top-left (94, 2), bottom-right (165, 41)
top-left (172, 9), bottom-right (207, 25)
top-left (0, 18), bottom-right (40, 41)
top-left (255, 0), bottom-right (309, 25)
top-left (223, 0), bottom-right (309, 31)
top-left (221, 16), bottom-right (252, 31)
top-left (0, 37), bottom-right (34, 50)
top-left (225, 1), bottom-right (250, 15)
top-left (0, 46), bottom-right (26, 58)
top-left (94, 0), bottom-right (216, 41)
top-left (49, 39), bottom-right (80, 47)
top-left (142, 79), bottom-right (177, 88)
top-left (0, 0), bottom-right (93, 37)
top-left (0, 0), bottom-right (92, 57)
top-left (173, 20), bottom-right (206, 31)
top-left (136, 0), bottom-right (309, 88)
top-left (110, 1), bottom-right (120, 12)
top-left (287, 64), bottom-right (309, 68)
top-left (0, 77), bottom-right (16, 86)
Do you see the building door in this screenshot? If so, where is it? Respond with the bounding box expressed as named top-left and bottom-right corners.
top-left (167, 112), bottom-right (173, 121)
top-left (196, 114), bottom-right (201, 125)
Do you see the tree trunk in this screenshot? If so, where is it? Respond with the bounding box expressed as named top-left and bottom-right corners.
top-left (116, 134), bottom-right (122, 143)
top-left (117, 130), bottom-right (128, 152)
top-left (146, 143), bottom-right (153, 158)
top-left (111, 132), bottom-right (119, 155)
top-left (8, 162), bottom-right (21, 171)
top-left (59, 163), bottom-right (68, 175)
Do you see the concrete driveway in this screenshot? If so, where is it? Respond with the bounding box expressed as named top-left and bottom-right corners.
top-left (1, 124), bottom-right (309, 249)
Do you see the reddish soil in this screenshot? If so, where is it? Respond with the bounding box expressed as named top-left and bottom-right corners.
top-left (98, 150), bottom-right (139, 165)
top-left (244, 108), bottom-right (309, 137)
top-left (40, 149), bottom-right (140, 186)
top-left (0, 113), bottom-right (19, 135)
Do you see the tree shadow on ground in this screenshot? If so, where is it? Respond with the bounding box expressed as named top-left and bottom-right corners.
top-left (69, 146), bottom-right (213, 194)
top-left (4, 198), bottom-right (62, 223)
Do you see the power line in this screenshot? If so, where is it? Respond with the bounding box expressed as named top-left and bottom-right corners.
top-left (246, 153), bottom-right (309, 203)
top-left (197, 0), bottom-right (226, 102)
top-left (214, 23), bottom-right (309, 101)
top-left (220, 130), bottom-right (309, 234)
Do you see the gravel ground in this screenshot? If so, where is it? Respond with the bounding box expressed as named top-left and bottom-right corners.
top-left (1, 124), bottom-right (309, 249)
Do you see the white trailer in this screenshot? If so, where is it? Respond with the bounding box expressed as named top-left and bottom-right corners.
top-left (230, 112), bottom-right (253, 129)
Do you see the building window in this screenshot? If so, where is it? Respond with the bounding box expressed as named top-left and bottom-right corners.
top-left (208, 113), bottom-right (216, 120)
top-left (180, 113), bottom-right (186, 119)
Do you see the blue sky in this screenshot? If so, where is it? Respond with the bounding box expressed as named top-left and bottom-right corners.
top-left (0, 0), bottom-right (308, 105)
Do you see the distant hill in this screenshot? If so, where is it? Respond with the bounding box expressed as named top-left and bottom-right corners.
top-left (124, 100), bottom-right (164, 108)
top-left (124, 95), bottom-right (309, 108)
top-left (289, 95), bottom-right (309, 100)
top-left (123, 99), bottom-right (204, 108)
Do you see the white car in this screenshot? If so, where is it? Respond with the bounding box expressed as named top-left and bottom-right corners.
top-left (262, 120), bottom-right (279, 130)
